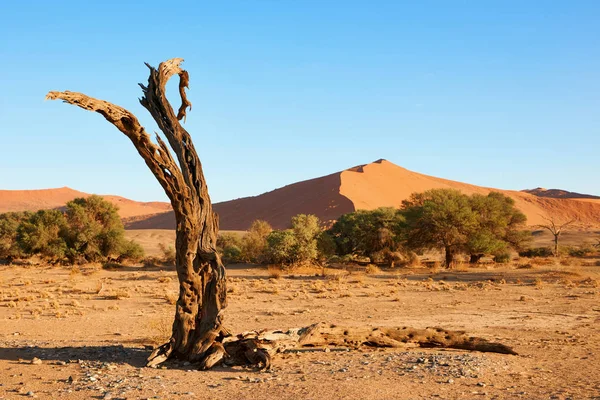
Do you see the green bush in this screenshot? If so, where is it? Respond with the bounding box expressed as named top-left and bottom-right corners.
top-left (519, 247), bottom-right (553, 258)
top-left (119, 240), bottom-right (145, 262)
top-left (16, 209), bottom-right (68, 260)
top-left (316, 231), bottom-right (337, 261)
top-left (0, 212), bottom-right (31, 260)
top-left (222, 245), bottom-right (242, 264)
top-left (567, 246), bottom-right (594, 258)
top-left (240, 220), bottom-right (272, 263)
top-left (217, 232), bottom-right (244, 264)
top-left (2, 195), bottom-right (144, 265)
top-left (265, 230), bottom-right (297, 265)
top-left (493, 252), bottom-right (511, 264)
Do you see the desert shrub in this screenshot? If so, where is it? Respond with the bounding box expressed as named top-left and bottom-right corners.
top-left (493, 252), bottom-right (511, 264)
top-left (265, 230), bottom-right (297, 265)
top-left (365, 264), bottom-right (381, 274)
top-left (62, 196), bottom-right (133, 263)
top-left (290, 214), bottom-right (321, 262)
top-left (567, 246), bottom-right (594, 258)
top-left (217, 232), bottom-right (244, 264)
top-left (316, 231), bottom-right (337, 261)
top-left (16, 209), bottom-right (68, 260)
top-left (240, 220), bottom-right (272, 263)
top-left (519, 247), bottom-right (553, 258)
top-left (0, 211), bottom-right (31, 260)
top-left (158, 243), bottom-right (176, 265)
top-left (222, 245), bottom-right (242, 264)
top-left (405, 251), bottom-right (421, 267)
top-left (119, 240), bottom-right (145, 262)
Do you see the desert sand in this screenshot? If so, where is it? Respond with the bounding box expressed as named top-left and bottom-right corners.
top-left (1, 251), bottom-right (599, 399)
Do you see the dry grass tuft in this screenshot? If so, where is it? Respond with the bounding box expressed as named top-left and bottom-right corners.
top-left (365, 264), bottom-right (381, 275)
top-left (146, 315), bottom-right (172, 345)
top-left (164, 291), bottom-right (178, 305)
top-left (69, 266), bottom-right (82, 278)
top-left (267, 265), bottom-right (283, 279)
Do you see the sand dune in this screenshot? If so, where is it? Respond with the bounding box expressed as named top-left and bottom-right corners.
top-left (3, 160), bottom-right (599, 230)
top-left (0, 187), bottom-right (171, 219)
top-left (125, 159), bottom-right (600, 230)
top-left (522, 187), bottom-right (600, 200)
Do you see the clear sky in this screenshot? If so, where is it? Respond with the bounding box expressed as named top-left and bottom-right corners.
top-left (1, 1), bottom-right (599, 202)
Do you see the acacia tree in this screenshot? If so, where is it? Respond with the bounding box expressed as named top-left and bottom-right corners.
top-left (47, 59), bottom-right (516, 369)
top-left (536, 216), bottom-right (577, 257)
top-left (401, 189), bottom-right (478, 267)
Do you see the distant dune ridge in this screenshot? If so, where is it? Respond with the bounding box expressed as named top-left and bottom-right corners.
top-left (0, 187), bottom-right (171, 219)
top-left (2, 159), bottom-right (599, 230)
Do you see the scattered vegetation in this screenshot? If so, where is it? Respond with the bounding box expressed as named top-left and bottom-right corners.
top-left (0, 196), bottom-right (144, 265)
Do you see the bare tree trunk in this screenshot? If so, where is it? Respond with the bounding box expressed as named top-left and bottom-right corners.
top-left (47, 59), bottom-right (228, 369)
top-left (536, 216), bottom-right (576, 258)
top-left (445, 246), bottom-right (454, 268)
top-left (47, 58), bottom-right (517, 370)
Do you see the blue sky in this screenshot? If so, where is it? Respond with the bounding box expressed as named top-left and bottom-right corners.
top-left (1, 1), bottom-right (599, 202)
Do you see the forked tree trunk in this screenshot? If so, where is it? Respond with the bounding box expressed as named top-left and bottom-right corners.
top-left (47, 59), bottom-right (228, 368)
top-left (47, 58), bottom-right (517, 370)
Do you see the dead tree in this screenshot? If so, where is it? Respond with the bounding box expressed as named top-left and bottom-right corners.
top-left (47, 58), bottom-right (517, 370)
top-left (536, 216), bottom-right (577, 257)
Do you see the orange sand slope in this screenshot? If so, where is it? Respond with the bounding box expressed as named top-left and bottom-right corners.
top-left (126, 159), bottom-right (600, 230)
top-left (2, 160), bottom-right (599, 230)
top-left (0, 187), bottom-right (171, 219)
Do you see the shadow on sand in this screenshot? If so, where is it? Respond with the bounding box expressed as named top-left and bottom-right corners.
top-left (0, 344), bottom-right (149, 367)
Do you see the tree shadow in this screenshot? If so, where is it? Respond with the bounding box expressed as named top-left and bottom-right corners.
top-left (0, 344), bottom-right (148, 367)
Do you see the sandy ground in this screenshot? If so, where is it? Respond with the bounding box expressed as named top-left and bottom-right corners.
top-left (1, 257), bottom-right (599, 400)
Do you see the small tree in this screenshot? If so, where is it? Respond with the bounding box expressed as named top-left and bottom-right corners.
top-left (63, 195), bottom-right (128, 263)
top-left (264, 214), bottom-right (322, 265)
top-left (240, 220), bottom-right (272, 263)
top-left (401, 189), bottom-right (478, 267)
top-left (266, 230), bottom-right (297, 265)
top-left (536, 216), bottom-right (576, 257)
top-left (328, 207), bottom-right (404, 262)
top-left (466, 192), bottom-right (529, 263)
top-left (290, 214), bottom-right (321, 263)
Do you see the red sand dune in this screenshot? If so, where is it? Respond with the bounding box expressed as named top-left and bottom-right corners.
top-left (3, 160), bottom-right (599, 230)
top-left (126, 159), bottom-right (600, 230)
top-left (0, 187), bottom-right (171, 219)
